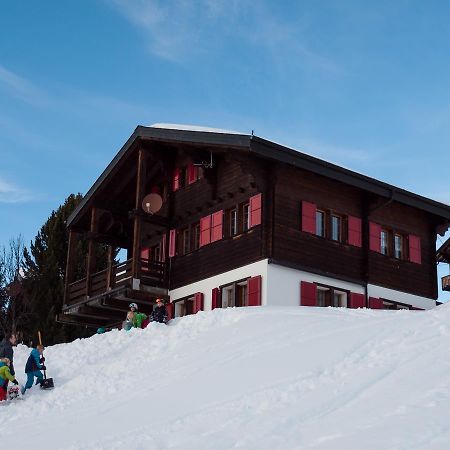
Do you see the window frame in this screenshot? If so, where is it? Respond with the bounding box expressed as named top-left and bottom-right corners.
top-left (219, 278), bottom-right (249, 309)
top-left (330, 214), bottom-right (342, 242)
top-left (181, 227), bottom-right (190, 255)
top-left (315, 282), bottom-right (350, 308)
top-left (229, 208), bottom-right (238, 236)
top-left (315, 209), bottom-right (326, 237)
top-left (242, 203), bottom-right (250, 232)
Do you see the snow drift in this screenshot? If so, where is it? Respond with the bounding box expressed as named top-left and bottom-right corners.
top-left (3, 305), bottom-right (450, 450)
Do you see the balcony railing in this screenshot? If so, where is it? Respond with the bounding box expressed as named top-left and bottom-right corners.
top-left (442, 275), bottom-right (450, 292)
top-left (66, 257), bottom-right (166, 305)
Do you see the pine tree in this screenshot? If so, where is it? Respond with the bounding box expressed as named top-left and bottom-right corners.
top-left (22, 194), bottom-right (109, 345)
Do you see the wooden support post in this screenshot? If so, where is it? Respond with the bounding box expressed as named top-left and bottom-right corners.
top-left (86, 207), bottom-right (100, 297)
top-left (132, 148), bottom-right (147, 281)
top-left (64, 229), bottom-right (79, 304)
top-left (106, 245), bottom-right (114, 290)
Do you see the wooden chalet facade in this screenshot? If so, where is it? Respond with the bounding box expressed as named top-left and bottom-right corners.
top-left (60, 125), bottom-right (450, 328)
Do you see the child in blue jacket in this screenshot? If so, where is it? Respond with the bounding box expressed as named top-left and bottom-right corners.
top-left (22, 345), bottom-right (46, 394)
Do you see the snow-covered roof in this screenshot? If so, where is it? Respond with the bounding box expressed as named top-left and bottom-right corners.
top-left (150, 123), bottom-right (245, 135)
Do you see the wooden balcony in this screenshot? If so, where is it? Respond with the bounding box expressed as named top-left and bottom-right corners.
top-left (442, 275), bottom-right (450, 292)
top-left (65, 257), bottom-right (168, 307)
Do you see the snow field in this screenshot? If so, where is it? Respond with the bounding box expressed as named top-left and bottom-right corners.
top-left (2, 305), bottom-right (450, 449)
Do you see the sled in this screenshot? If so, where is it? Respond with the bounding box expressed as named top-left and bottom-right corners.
top-left (7, 385), bottom-right (23, 401)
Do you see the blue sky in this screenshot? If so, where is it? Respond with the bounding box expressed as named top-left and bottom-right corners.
top-left (1, 1), bottom-right (450, 298)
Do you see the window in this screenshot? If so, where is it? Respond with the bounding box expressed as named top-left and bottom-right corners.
top-left (152, 244), bottom-right (161, 262)
top-left (230, 208), bottom-right (238, 236)
top-left (220, 279), bottom-right (249, 308)
top-left (182, 228), bottom-right (190, 255)
top-left (331, 215), bottom-right (342, 241)
top-left (382, 298), bottom-right (411, 310)
top-left (316, 284), bottom-right (349, 308)
top-left (174, 296), bottom-right (194, 317)
top-left (317, 289), bottom-right (329, 307)
top-left (333, 291), bottom-right (347, 307)
top-left (235, 282), bottom-right (247, 307)
top-left (381, 230), bottom-right (389, 255)
top-left (316, 210), bottom-right (325, 237)
top-left (222, 284), bottom-right (235, 308)
top-left (394, 234), bottom-right (403, 259)
top-left (242, 203), bottom-right (250, 232)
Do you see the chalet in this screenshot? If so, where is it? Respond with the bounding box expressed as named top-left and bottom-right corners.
top-left (60, 124), bottom-right (450, 328)
top-left (437, 238), bottom-right (450, 293)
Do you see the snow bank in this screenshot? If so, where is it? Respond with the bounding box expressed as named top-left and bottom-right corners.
top-left (3, 305), bottom-right (450, 449)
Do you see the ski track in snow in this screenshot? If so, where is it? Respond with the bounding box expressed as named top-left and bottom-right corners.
top-left (3, 305), bottom-right (450, 449)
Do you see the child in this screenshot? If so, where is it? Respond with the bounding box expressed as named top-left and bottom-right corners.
top-left (22, 345), bottom-right (46, 394)
top-left (123, 303), bottom-right (147, 330)
top-left (150, 298), bottom-right (168, 324)
top-left (0, 357), bottom-right (19, 401)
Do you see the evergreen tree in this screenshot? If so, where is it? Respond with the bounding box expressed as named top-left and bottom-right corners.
top-left (0, 236), bottom-right (32, 340)
top-left (22, 194), bottom-right (109, 345)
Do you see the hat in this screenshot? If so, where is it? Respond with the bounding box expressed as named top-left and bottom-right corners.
top-left (129, 302), bottom-right (138, 310)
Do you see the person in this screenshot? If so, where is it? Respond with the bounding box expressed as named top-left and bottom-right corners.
top-left (22, 345), bottom-right (45, 394)
top-left (150, 298), bottom-right (168, 324)
top-left (123, 303), bottom-right (147, 330)
top-left (0, 358), bottom-right (19, 402)
top-left (0, 333), bottom-right (17, 392)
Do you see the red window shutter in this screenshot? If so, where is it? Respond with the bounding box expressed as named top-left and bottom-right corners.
top-left (140, 247), bottom-right (150, 260)
top-left (172, 168), bottom-right (180, 192)
top-left (409, 234), bottom-right (422, 264)
top-left (301, 201), bottom-right (316, 234)
top-left (161, 234), bottom-right (166, 262)
top-left (187, 164), bottom-right (197, 184)
top-left (211, 288), bottom-right (220, 310)
top-left (300, 281), bottom-right (316, 306)
top-left (369, 297), bottom-right (384, 309)
top-left (247, 276), bottom-right (262, 306)
top-left (168, 229), bottom-right (177, 257)
top-left (211, 211), bottom-right (223, 243)
top-left (193, 292), bottom-right (204, 313)
top-left (369, 222), bottom-right (381, 253)
top-left (348, 216), bottom-right (362, 247)
top-left (249, 193), bottom-right (262, 228)
top-left (166, 303), bottom-right (173, 321)
top-left (200, 215), bottom-right (211, 247)
top-left (349, 293), bottom-right (365, 309)
top-left (140, 247), bottom-right (150, 272)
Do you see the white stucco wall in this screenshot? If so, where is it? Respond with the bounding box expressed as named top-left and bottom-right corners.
top-left (168, 260), bottom-right (436, 311)
top-left (168, 259), bottom-right (269, 310)
top-left (266, 263), bottom-right (365, 307)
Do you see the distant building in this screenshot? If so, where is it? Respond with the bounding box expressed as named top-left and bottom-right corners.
top-left (60, 125), bottom-right (450, 328)
top-left (437, 238), bottom-right (450, 294)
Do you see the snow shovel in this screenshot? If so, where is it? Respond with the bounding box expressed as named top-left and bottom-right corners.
top-left (38, 331), bottom-right (54, 389)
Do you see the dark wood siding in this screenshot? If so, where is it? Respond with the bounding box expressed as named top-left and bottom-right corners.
top-left (170, 157), bottom-right (264, 289)
top-left (273, 165), bottom-right (366, 282)
top-left (171, 228), bottom-right (262, 288)
top-left (368, 202), bottom-right (437, 298)
top-left (272, 165), bottom-right (437, 299)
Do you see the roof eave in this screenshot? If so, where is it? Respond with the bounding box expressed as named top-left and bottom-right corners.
top-left (67, 126), bottom-right (252, 228)
top-left (250, 136), bottom-right (450, 221)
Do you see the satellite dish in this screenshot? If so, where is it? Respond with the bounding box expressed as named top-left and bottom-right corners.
top-left (142, 193), bottom-right (163, 215)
